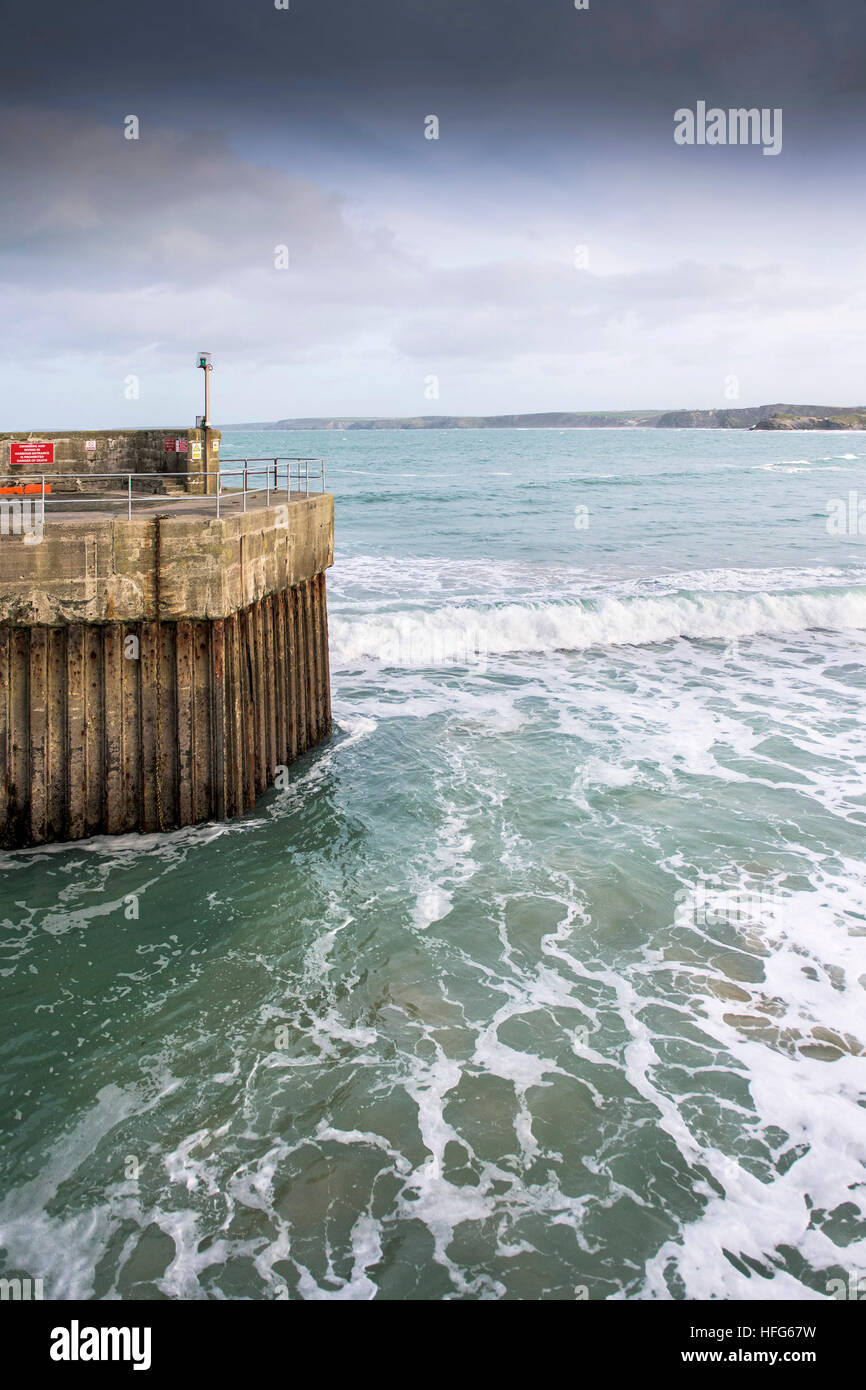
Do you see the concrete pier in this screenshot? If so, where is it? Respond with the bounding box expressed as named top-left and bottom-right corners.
top-left (0, 427), bottom-right (222, 494)
top-left (0, 490), bottom-right (333, 847)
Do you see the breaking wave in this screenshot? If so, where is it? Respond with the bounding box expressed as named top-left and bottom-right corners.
top-left (330, 586), bottom-right (866, 667)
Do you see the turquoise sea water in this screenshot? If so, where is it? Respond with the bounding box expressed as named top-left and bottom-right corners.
top-left (1, 427), bottom-right (865, 1300)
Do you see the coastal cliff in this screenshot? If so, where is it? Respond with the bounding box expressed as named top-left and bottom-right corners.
top-left (653, 404), bottom-right (866, 429)
top-left (229, 404), bottom-right (866, 431)
top-left (752, 411), bottom-right (866, 430)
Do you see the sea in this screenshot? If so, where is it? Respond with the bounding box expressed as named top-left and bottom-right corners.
top-left (1, 426), bottom-right (865, 1301)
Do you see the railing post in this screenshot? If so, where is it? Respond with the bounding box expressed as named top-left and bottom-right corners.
top-left (216, 470), bottom-right (221, 520)
top-left (127, 473), bottom-right (132, 522)
top-left (305, 458), bottom-right (309, 496)
top-left (243, 464), bottom-right (247, 513)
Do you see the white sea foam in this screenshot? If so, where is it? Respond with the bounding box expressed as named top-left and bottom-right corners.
top-left (7, 427), bottom-right (866, 1304)
top-left (754, 456), bottom-right (857, 472)
top-left (757, 460), bottom-right (810, 471)
top-left (329, 554), bottom-right (866, 616)
top-left (330, 586), bottom-right (866, 667)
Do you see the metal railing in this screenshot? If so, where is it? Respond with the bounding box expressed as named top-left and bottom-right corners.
top-left (0, 458), bottom-right (326, 522)
top-left (218, 458), bottom-right (326, 517)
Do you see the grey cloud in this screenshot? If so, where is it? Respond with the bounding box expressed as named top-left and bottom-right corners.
top-left (0, 108), bottom-right (862, 410)
top-left (0, 110), bottom-right (361, 289)
top-left (389, 261), bottom-right (851, 363)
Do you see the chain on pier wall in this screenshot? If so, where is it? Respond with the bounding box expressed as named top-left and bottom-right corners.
top-left (0, 573), bottom-right (331, 848)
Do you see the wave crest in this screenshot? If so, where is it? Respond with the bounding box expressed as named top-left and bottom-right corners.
top-left (330, 587), bottom-right (866, 667)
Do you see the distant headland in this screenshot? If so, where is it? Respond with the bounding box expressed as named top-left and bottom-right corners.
top-left (229, 405), bottom-right (866, 431)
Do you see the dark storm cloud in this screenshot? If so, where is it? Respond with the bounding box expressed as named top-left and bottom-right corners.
top-left (3, 0), bottom-right (864, 120)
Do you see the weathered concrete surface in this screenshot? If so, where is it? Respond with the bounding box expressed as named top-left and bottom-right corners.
top-left (0, 493), bottom-right (334, 625)
top-left (0, 428), bottom-right (221, 493)
top-left (0, 492), bottom-right (334, 847)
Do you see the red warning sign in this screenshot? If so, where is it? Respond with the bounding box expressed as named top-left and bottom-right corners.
top-left (10, 441), bottom-right (54, 467)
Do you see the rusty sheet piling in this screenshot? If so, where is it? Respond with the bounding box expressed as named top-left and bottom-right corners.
top-left (0, 493), bottom-right (333, 847)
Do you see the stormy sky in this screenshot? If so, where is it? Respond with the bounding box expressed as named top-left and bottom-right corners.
top-left (1, 0), bottom-right (865, 425)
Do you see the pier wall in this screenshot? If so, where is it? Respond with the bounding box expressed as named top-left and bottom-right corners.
top-left (0, 428), bottom-right (221, 493)
top-left (0, 493), bottom-right (333, 847)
